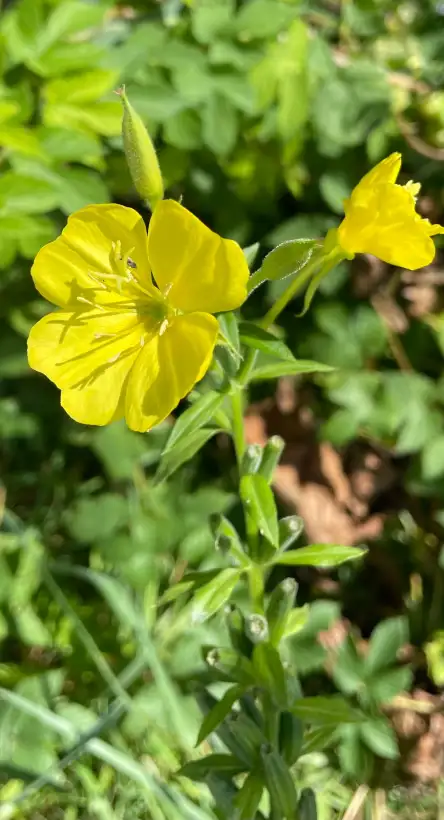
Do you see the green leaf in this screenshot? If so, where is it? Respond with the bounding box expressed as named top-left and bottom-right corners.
top-left (39, 1), bottom-right (107, 52)
top-left (291, 696), bottom-right (364, 725)
top-left (281, 605), bottom-right (310, 639)
top-left (364, 617), bottom-right (408, 674)
top-left (191, 568), bottom-right (242, 623)
top-left (239, 322), bottom-right (295, 363)
top-left (331, 636), bottom-right (365, 695)
top-left (235, 0), bottom-right (297, 40)
top-left (259, 239), bottom-right (318, 283)
top-left (0, 172), bottom-right (60, 213)
top-left (359, 719), bottom-right (399, 760)
top-left (422, 435), bottom-right (444, 480)
top-left (274, 544), bottom-right (366, 567)
top-left (191, 0), bottom-right (234, 44)
top-left (251, 359), bottom-right (334, 381)
top-left (202, 95), bottom-right (238, 156)
top-left (155, 428), bottom-right (221, 483)
top-left (165, 392), bottom-right (226, 451)
top-left (301, 725), bottom-right (339, 755)
top-left (240, 474), bottom-right (279, 547)
top-left (233, 772), bottom-right (263, 820)
top-left (252, 643), bottom-right (287, 706)
top-left (164, 109), bottom-right (202, 150)
top-left (369, 666), bottom-right (413, 704)
top-left (218, 312), bottom-right (241, 356)
top-left (64, 494), bottom-right (128, 544)
top-left (243, 242), bottom-right (260, 270)
top-left (197, 684), bottom-right (245, 745)
top-left (180, 753), bottom-right (245, 781)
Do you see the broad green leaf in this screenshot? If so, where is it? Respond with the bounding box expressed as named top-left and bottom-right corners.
top-left (44, 70), bottom-right (119, 106)
top-left (291, 696), bottom-right (364, 725)
top-left (259, 239), bottom-right (318, 283)
top-left (64, 494), bottom-right (128, 544)
top-left (274, 544), bottom-right (366, 567)
top-left (191, 0), bottom-right (234, 44)
top-left (364, 617), bottom-right (408, 674)
top-left (251, 359), bottom-right (334, 381)
top-left (155, 428), bottom-right (221, 483)
top-left (359, 719), bottom-right (399, 760)
top-left (165, 392), bottom-right (225, 451)
top-left (0, 172), bottom-right (60, 213)
top-left (240, 474), bottom-right (279, 547)
top-left (422, 435), bottom-right (444, 480)
top-left (202, 94), bottom-right (238, 156)
top-left (331, 637), bottom-right (365, 696)
top-left (369, 666), bottom-right (413, 704)
top-left (0, 127), bottom-right (45, 158)
top-left (235, 0), bottom-right (297, 40)
top-left (239, 323), bottom-right (295, 363)
top-left (191, 568), bottom-right (242, 623)
top-left (164, 109), bottom-right (202, 150)
top-left (39, 1), bottom-right (107, 52)
top-left (197, 684), bottom-right (245, 745)
top-left (339, 724), bottom-right (374, 781)
top-left (281, 606), bottom-right (310, 639)
top-left (56, 168), bottom-right (109, 214)
top-left (38, 127), bottom-right (103, 167)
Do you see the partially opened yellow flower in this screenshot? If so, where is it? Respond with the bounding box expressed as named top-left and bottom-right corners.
top-left (336, 152), bottom-right (444, 270)
top-left (27, 201), bottom-right (248, 431)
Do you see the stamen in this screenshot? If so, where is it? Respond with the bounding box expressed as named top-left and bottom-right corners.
top-left (77, 296), bottom-right (105, 311)
top-left (159, 319), bottom-right (168, 336)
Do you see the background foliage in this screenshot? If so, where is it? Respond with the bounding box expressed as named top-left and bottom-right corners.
top-left (1, 0), bottom-right (444, 817)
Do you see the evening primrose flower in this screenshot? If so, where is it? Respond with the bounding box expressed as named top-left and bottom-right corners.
top-left (27, 201), bottom-right (249, 432)
top-left (336, 152), bottom-right (444, 269)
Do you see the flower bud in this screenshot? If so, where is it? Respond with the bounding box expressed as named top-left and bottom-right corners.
top-left (118, 87), bottom-right (164, 211)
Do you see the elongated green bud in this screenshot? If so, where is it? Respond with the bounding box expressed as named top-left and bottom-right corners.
top-left (261, 743), bottom-right (298, 818)
top-left (245, 613), bottom-right (269, 644)
top-left (279, 711), bottom-right (303, 766)
top-left (258, 435), bottom-right (285, 482)
top-left (266, 578), bottom-right (297, 645)
top-left (279, 515), bottom-right (304, 551)
top-left (118, 87), bottom-right (164, 210)
top-left (234, 772), bottom-right (263, 819)
top-left (240, 443), bottom-right (262, 476)
top-left (225, 605), bottom-right (253, 657)
top-left (299, 787), bottom-right (318, 820)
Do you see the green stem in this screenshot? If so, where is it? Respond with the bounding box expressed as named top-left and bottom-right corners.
top-left (260, 253), bottom-right (323, 330)
top-left (230, 386), bottom-right (246, 465)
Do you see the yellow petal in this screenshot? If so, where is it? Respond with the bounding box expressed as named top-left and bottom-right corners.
top-left (28, 308), bottom-right (145, 425)
top-left (125, 312), bottom-right (218, 432)
top-left (147, 200), bottom-right (248, 314)
top-left (31, 204), bottom-right (151, 309)
top-left (338, 183), bottom-right (436, 269)
top-left (351, 153), bottom-right (402, 208)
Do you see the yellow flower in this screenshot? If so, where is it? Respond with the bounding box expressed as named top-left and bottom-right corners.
top-left (28, 201), bottom-right (248, 432)
top-left (337, 152), bottom-right (444, 270)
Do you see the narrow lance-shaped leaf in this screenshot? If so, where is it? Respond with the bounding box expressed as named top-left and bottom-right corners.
top-left (239, 322), bottom-right (295, 363)
top-left (240, 474), bottom-right (279, 548)
top-left (155, 428), bottom-right (221, 483)
top-left (164, 391), bottom-right (225, 450)
top-left (273, 544), bottom-right (367, 567)
top-left (197, 683), bottom-right (245, 745)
